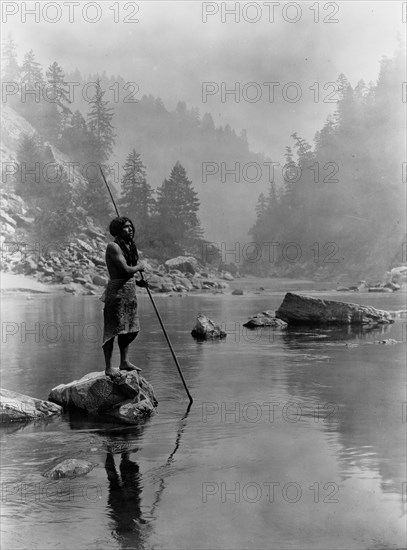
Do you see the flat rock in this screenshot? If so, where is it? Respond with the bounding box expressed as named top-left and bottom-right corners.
top-left (43, 458), bottom-right (97, 479)
top-left (48, 371), bottom-right (158, 424)
top-left (0, 389), bottom-right (63, 423)
top-left (243, 311), bottom-right (287, 329)
top-left (191, 314), bottom-right (227, 339)
top-left (275, 292), bottom-right (394, 326)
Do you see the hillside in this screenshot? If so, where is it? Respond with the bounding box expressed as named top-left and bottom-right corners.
top-left (1, 105), bottom-right (244, 294)
top-left (63, 71), bottom-right (273, 245)
top-left (1, 43), bottom-right (405, 283)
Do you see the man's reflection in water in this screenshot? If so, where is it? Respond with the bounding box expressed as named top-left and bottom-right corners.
top-left (102, 422), bottom-right (154, 549)
top-left (104, 405), bottom-right (192, 546)
top-left (105, 447), bottom-right (151, 548)
top-left (68, 404), bottom-right (192, 547)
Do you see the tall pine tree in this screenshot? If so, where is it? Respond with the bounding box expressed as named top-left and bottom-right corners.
top-left (87, 77), bottom-right (115, 164)
top-left (156, 161), bottom-right (202, 246)
top-left (118, 149), bottom-right (154, 226)
top-left (20, 49), bottom-right (44, 87)
top-left (1, 35), bottom-right (20, 82)
top-left (85, 78), bottom-right (116, 223)
top-left (45, 61), bottom-right (72, 139)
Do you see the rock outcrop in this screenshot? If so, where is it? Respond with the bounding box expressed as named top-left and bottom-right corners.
top-left (191, 314), bottom-right (227, 339)
top-left (385, 266), bottom-right (407, 285)
top-left (275, 292), bottom-right (394, 326)
top-left (0, 388), bottom-right (63, 422)
top-left (43, 458), bottom-right (97, 479)
top-left (165, 256), bottom-right (199, 275)
top-left (49, 371), bottom-right (158, 424)
top-left (243, 311), bottom-right (287, 329)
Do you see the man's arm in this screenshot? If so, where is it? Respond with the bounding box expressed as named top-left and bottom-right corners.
top-left (106, 242), bottom-right (144, 277)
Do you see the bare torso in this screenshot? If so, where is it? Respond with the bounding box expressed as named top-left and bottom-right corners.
top-left (105, 242), bottom-right (136, 280)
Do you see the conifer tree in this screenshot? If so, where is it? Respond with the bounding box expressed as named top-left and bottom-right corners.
top-left (85, 78), bottom-right (116, 223)
top-left (20, 49), bottom-right (44, 86)
top-left (45, 61), bottom-right (71, 110)
top-left (87, 77), bottom-right (115, 164)
top-left (60, 110), bottom-right (90, 164)
top-left (16, 133), bottom-right (44, 199)
top-left (255, 193), bottom-right (268, 220)
top-left (118, 149), bottom-right (154, 226)
top-left (156, 161), bottom-right (202, 245)
top-left (1, 36), bottom-right (20, 82)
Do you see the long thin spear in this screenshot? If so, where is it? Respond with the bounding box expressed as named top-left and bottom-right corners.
top-left (99, 165), bottom-right (193, 404)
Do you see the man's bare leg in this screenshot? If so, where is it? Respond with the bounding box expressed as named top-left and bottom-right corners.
top-left (103, 338), bottom-right (121, 378)
top-left (118, 332), bottom-right (142, 371)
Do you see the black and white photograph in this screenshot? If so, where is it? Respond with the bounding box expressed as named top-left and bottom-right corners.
top-left (1, 1), bottom-right (406, 549)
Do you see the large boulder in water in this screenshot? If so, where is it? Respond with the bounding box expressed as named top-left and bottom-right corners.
top-left (191, 314), bottom-right (227, 339)
top-left (275, 292), bottom-right (394, 326)
top-left (0, 389), bottom-right (63, 423)
top-left (48, 371), bottom-right (158, 424)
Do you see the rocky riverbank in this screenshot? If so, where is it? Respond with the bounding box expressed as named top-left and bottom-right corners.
top-left (1, 248), bottom-right (238, 296)
top-left (1, 190), bottom-right (406, 295)
top-left (1, 191), bottom-right (240, 295)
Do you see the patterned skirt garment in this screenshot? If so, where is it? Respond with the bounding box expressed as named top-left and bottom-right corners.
top-left (101, 278), bottom-right (140, 345)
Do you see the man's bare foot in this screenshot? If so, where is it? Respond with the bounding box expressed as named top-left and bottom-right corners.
top-left (119, 361), bottom-right (142, 372)
top-left (105, 367), bottom-right (123, 379)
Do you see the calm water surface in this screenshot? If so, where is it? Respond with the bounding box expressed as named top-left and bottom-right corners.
top-left (1, 283), bottom-right (406, 550)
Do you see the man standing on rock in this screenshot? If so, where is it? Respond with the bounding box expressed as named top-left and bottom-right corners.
top-left (102, 217), bottom-right (148, 379)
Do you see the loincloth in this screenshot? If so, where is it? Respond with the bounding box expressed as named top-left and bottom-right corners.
top-left (101, 278), bottom-right (140, 345)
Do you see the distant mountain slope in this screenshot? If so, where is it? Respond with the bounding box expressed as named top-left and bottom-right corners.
top-left (1, 104), bottom-right (86, 189)
top-left (64, 72), bottom-right (274, 244)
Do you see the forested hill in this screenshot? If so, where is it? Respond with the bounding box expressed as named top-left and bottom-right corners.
top-left (247, 49), bottom-right (406, 281)
top-left (61, 69), bottom-right (272, 245)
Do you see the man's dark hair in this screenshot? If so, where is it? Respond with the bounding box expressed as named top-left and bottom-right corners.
top-left (109, 216), bottom-right (139, 266)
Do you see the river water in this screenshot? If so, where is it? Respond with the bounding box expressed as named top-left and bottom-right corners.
top-left (1, 282), bottom-right (406, 550)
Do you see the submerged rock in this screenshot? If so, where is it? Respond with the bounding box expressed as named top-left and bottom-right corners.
top-left (243, 311), bottom-right (287, 329)
top-left (191, 314), bottom-right (227, 339)
top-left (232, 289), bottom-right (244, 295)
top-left (43, 458), bottom-right (97, 479)
top-left (275, 292), bottom-right (394, 326)
top-left (48, 371), bottom-right (158, 424)
top-left (0, 389), bottom-right (63, 423)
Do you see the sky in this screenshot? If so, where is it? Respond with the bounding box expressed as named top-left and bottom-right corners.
top-left (3, 1), bottom-right (405, 157)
